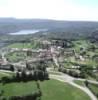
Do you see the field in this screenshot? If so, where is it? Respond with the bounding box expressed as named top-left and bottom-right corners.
top-left (88, 83), bottom-right (98, 98)
top-left (72, 40), bottom-right (90, 53)
top-left (0, 76), bottom-right (91, 100)
top-left (0, 81), bottom-right (38, 97)
top-left (7, 40), bottom-right (40, 49)
top-left (0, 72), bottom-right (11, 79)
top-left (5, 51), bottom-right (27, 62)
top-left (40, 79), bottom-right (90, 100)
top-left (7, 43), bottom-right (32, 49)
top-left (74, 80), bottom-right (85, 87)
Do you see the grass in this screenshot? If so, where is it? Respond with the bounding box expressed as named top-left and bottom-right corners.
top-left (0, 81), bottom-right (38, 97)
top-left (72, 40), bottom-right (98, 65)
top-left (0, 79), bottom-right (91, 100)
top-left (0, 72), bottom-right (12, 79)
top-left (39, 79), bottom-right (91, 100)
top-left (63, 62), bottom-right (74, 68)
top-left (74, 80), bottom-right (85, 87)
top-left (86, 74), bottom-right (97, 81)
top-left (7, 41), bottom-right (40, 49)
top-left (5, 51), bottom-right (26, 62)
top-left (64, 59), bottom-right (96, 68)
top-left (7, 43), bottom-right (32, 49)
top-left (0, 72), bottom-right (38, 98)
top-left (72, 40), bottom-right (89, 53)
top-left (88, 83), bottom-right (98, 97)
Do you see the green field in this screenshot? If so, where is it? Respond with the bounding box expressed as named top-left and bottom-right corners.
top-left (74, 80), bottom-right (98, 99)
top-left (0, 81), bottom-right (38, 97)
top-left (74, 80), bottom-right (85, 87)
top-left (88, 83), bottom-right (98, 98)
top-left (7, 41), bottom-right (40, 49)
top-left (72, 40), bottom-right (89, 53)
top-left (0, 72), bottom-right (12, 79)
top-left (40, 79), bottom-right (90, 100)
top-left (7, 43), bottom-right (32, 49)
top-left (0, 79), bottom-right (91, 100)
top-left (5, 51), bottom-right (27, 62)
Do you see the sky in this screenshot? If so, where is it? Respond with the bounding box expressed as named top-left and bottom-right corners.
top-left (0, 0), bottom-right (98, 21)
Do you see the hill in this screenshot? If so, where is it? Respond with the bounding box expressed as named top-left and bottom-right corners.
top-left (0, 18), bottom-right (98, 39)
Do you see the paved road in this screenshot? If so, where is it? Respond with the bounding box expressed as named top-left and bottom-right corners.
top-left (49, 46), bottom-right (97, 100)
top-left (50, 74), bottom-right (97, 100)
top-left (76, 78), bottom-right (98, 85)
top-left (0, 46), bottom-right (97, 100)
top-left (50, 47), bottom-right (59, 67)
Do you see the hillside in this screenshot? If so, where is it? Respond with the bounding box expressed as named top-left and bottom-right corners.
top-left (0, 18), bottom-right (98, 39)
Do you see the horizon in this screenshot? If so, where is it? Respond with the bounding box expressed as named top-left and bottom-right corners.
top-left (0, 0), bottom-right (98, 21)
top-left (0, 17), bottom-right (98, 22)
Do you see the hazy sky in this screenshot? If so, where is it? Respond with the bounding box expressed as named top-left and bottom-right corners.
top-left (0, 0), bottom-right (98, 21)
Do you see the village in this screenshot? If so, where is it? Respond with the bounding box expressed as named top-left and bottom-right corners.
top-left (0, 38), bottom-right (98, 100)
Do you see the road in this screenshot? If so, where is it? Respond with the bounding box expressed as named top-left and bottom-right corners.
top-left (50, 74), bottom-right (97, 100)
top-left (50, 46), bottom-right (97, 100)
top-left (50, 46), bottom-right (59, 67)
top-left (0, 46), bottom-right (97, 100)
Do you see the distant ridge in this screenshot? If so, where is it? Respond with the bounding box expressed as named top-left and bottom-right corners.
top-left (0, 17), bottom-right (98, 38)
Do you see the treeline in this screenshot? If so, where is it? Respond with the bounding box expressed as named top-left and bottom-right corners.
top-left (0, 91), bottom-right (41, 100)
top-left (0, 60), bottom-right (49, 100)
top-left (1, 70), bottom-right (49, 84)
top-left (0, 80), bottom-right (42, 100)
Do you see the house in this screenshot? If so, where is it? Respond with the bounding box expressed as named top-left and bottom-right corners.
top-left (0, 64), bottom-right (14, 71)
top-left (0, 59), bottom-right (4, 65)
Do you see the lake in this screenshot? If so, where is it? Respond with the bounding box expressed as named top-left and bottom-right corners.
top-left (9, 29), bottom-right (47, 35)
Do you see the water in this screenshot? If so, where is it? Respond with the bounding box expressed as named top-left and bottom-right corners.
top-left (9, 29), bottom-right (47, 35)
top-left (0, 29), bottom-right (48, 48)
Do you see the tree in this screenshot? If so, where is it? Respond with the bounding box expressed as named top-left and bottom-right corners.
top-left (27, 50), bottom-right (32, 56)
top-left (26, 63), bottom-right (31, 70)
top-left (44, 71), bottom-right (49, 80)
top-left (37, 70), bottom-right (44, 80)
top-left (85, 80), bottom-right (89, 86)
top-left (21, 70), bottom-right (27, 81)
top-left (16, 72), bottom-right (20, 80)
top-left (10, 64), bottom-right (14, 71)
